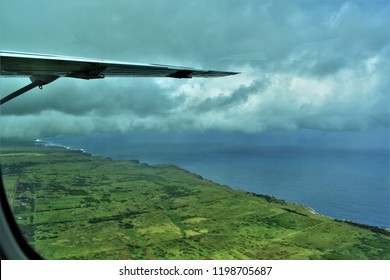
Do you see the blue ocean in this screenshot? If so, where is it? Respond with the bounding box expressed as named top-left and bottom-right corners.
top-left (42, 129), bottom-right (390, 228)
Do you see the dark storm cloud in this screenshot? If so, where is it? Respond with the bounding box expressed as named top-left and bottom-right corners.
top-left (193, 79), bottom-right (270, 113)
top-left (1, 0), bottom-right (389, 138)
top-left (0, 79), bottom-right (176, 117)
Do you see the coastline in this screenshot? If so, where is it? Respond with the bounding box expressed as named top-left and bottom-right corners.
top-left (1, 138), bottom-right (389, 259)
top-left (32, 138), bottom-right (389, 231)
top-left (35, 138), bottom-right (88, 154)
top-left (37, 134), bottom-right (389, 229)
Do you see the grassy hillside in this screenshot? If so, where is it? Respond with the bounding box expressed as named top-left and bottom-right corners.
top-left (0, 140), bottom-right (389, 260)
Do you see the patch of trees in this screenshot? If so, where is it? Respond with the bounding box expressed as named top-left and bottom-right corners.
top-left (282, 208), bottom-right (308, 217)
top-left (1, 162), bottom-right (38, 174)
top-left (88, 211), bottom-right (140, 224)
top-left (249, 192), bottom-right (287, 205)
top-left (65, 188), bottom-right (89, 196)
top-left (335, 219), bottom-right (390, 236)
top-left (161, 185), bottom-right (198, 198)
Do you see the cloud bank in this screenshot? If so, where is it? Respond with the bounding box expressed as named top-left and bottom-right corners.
top-left (1, 0), bottom-right (389, 138)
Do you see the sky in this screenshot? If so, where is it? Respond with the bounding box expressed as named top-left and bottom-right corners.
top-left (0, 0), bottom-right (389, 141)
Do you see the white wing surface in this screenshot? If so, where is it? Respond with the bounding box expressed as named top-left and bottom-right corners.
top-left (0, 51), bottom-right (238, 105)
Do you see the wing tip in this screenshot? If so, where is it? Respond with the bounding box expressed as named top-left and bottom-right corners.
top-left (203, 70), bottom-right (241, 78)
top-left (224, 71), bottom-right (241, 76)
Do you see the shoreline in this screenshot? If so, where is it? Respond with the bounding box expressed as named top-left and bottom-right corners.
top-left (2, 138), bottom-right (390, 259)
top-left (32, 138), bottom-right (390, 231)
top-left (35, 138), bottom-right (88, 154)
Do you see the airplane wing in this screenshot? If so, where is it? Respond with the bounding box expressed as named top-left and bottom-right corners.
top-left (0, 51), bottom-right (238, 105)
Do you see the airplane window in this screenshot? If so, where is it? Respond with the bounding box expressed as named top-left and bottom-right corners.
top-left (1, 0), bottom-right (389, 260)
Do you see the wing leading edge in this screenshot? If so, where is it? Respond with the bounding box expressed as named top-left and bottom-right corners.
top-left (0, 51), bottom-right (238, 105)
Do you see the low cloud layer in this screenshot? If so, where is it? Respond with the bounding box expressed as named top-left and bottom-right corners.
top-left (1, 0), bottom-right (389, 138)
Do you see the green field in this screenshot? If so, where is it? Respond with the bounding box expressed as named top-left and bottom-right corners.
top-left (1, 140), bottom-right (389, 260)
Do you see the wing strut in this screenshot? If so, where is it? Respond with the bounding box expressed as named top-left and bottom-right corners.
top-left (0, 76), bottom-right (59, 105)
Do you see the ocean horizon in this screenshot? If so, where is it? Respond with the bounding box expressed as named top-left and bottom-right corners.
top-left (42, 129), bottom-right (390, 228)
